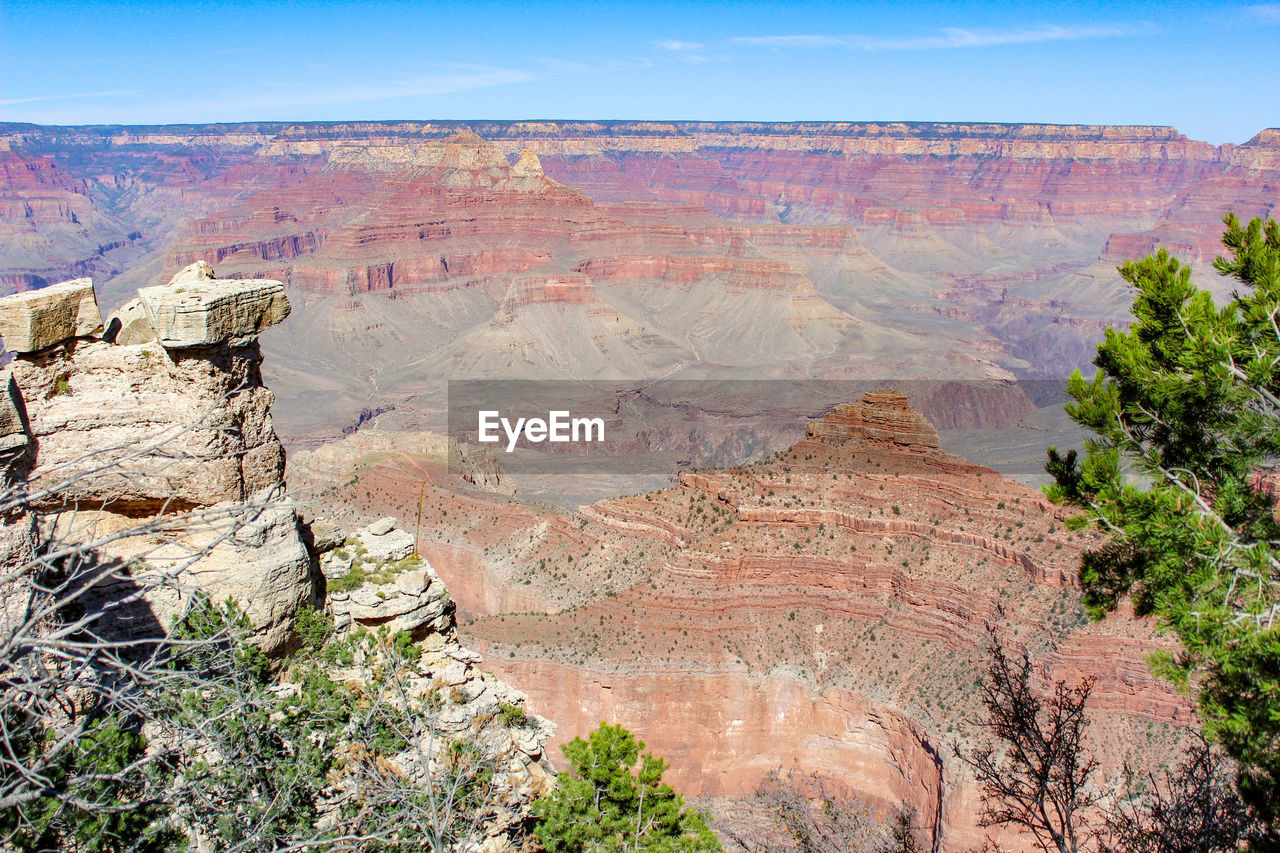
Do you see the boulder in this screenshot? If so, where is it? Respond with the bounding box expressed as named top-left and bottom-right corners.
top-left (181, 489), bottom-right (314, 656)
top-left (104, 297), bottom-right (157, 346)
top-left (138, 264), bottom-right (290, 348)
top-left (0, 369), bottom-right (29, 452)
top-left (306, 517), bottom-right (346, 554)
top-left (353, 517), bottom-right (415, 563)
top-left (172, 260), bottom-right (216, 282)
top-left (329, 562), bottom-right (454, 635)
top-left (320, 550), bottom-right (353, 580)
top-left (0, 278), bottom-right (103, 353)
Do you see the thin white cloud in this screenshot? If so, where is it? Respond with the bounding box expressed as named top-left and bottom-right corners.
top-left (0, 65), bottom-right (540, 124)
top-left (149, 64), bottom-right (539, 118)
top-left (0, 90), bottom-right (133, 106)
top-left (656, 40), bottom-right (705, 51)
top-left (246, 65), bottom-right (539, 109)
top-left (0, 57), bottom-right (655, 124)
top-left (733, 24), bottom-right (1138, 51)
top-left (855, 24), bottom-right (1138, 49)
top-left (732, 34), bottom-right (843, 48)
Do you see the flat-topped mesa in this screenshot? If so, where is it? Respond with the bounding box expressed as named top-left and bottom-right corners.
top-left (805, 390), bottom-right (941, 448)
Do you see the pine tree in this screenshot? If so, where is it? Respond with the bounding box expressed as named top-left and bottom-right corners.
top-left (531, 722), bottom-right (721, 853)
top-left (1045, 213), bottom-right (1280, 838)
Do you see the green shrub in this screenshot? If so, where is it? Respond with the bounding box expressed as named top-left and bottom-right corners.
top-left (294, 605), bottom-right (334, 653)
top-left (532, 722), bottom-right (720, 852)
top-left (497, 702), bottom-right (531, 729)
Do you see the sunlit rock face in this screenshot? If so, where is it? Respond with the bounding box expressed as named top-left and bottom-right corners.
top-left (277, 390), bottom-right (1201, 850)
top-left (441, 394), bottom-right (1195, 850)
top-left (5, 121), bottom-right (1279, 444)
top-left (0, 268), bottom-right (305, 655)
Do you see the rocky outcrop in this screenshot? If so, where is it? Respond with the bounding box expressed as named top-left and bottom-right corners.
top-left (0, 277), bottom-right (102, 352)
top-left (138, 261), bottom-right (290, 347)
top-left (511, 148), bottom-right (544, 178)
top-left (0, 268), bottom-right (557, 848)
top-left (11, 337), bottom-right (286, 510)
top-left (311, 514), bottom-right (558, 847)
top-left (46, 484), bottom-right (314, 654)
top-left (806, 390), bottom-right (940, 447)
top-left (321, 517), bottom-right (454, 636)
top-left (352, 515), bottom-right (416, 561)
top-left (0, 265), bottom-right (307, 655)
top-left (330, 564), bottom-right (454, 636)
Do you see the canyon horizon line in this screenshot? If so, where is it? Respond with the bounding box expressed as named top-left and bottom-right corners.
top-left (2, 117), bottom-right (1276, 144)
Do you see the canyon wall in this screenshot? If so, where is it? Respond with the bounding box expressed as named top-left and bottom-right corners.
top-left (282, 393), bottom-right (1195, 851)
top-left (465, 394), bottom-right (1192, 850)
top-left (3, 121), bottom-right (1278, 444)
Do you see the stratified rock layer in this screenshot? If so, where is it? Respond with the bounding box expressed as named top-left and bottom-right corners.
top-left (807, 390), bottom-right (941, 447)
top-left (16, 120), bottom-right (1280, 443)
top-left (0, 277), bottom-right (102, 352)
top-left (11, 337), bottom-right (284, 510)
top-left (0, 267), bottom-right (305, 655)
top-left (139, 262), bottom-right (290, 348)
top-left (392, 392), bottom-right (1192, 851)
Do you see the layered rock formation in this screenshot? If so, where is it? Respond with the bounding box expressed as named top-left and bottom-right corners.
top-left (0, 264), bottom-right (307, 653)
top-left (0, 277), bottom-right (102, 351)
top-left (465, 395), bottom-right (1192, 849)
top-left (0, 263), bottom-right (559, 850)
top-left (138, 260), bottom-right (290, 347)
top-left (7, 120), bottom-right (1278, 444)
top-left (293, 394), bottom-right (1195, 850)
top-left (806, 390), bottom-right (941, 447)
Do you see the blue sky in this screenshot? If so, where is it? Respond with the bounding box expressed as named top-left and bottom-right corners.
top-left (0, 1), bottom-right (1274, 144)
